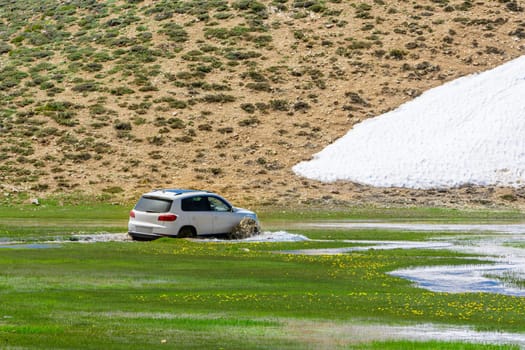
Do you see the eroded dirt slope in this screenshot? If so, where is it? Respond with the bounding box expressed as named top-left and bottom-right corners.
top-left (0, 0), bottom-right (524, 207)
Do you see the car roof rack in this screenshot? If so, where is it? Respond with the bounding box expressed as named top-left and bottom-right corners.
top-left (155, 189), bottom-right (207, 195)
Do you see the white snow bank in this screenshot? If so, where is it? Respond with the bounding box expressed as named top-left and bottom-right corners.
top-left (293, 56), bottom-right (525, 189)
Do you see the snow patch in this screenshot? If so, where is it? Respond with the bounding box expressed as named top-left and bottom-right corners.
top-left (293, 55), bottom-right (525, 189)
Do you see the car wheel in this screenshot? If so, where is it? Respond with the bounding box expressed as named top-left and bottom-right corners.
top-left (178, 226), bottom-right (196, 238)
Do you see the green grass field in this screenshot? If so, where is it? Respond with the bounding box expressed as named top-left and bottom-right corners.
top-left (1, 203), bottom-right (524, 349)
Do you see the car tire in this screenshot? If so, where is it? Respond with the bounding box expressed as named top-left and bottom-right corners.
top-left (178, 226), bottom-right (196, 238)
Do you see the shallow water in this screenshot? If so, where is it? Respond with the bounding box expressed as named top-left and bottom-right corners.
top-left (387, 323), bottom-right (525, 347)
top-left (293, 222), bottom-right (525, 296)
top-left (279, 240), bottom-right (453, 255)
top-left (17, 224), bottom-right (525, 296)
top-left (0, 243), bottom-right (61, 249)
top-left (307, 221), bottom-right (525, 234)
top-left (2, 224), bottom-right (525, 347)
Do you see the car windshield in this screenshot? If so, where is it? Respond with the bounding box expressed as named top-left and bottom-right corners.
top-left (135, 196), bottom-right (172, 213)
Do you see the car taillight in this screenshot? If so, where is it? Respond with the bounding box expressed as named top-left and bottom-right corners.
top-left (129, 210), bottom-right (135, 218)
top-left (158, 214), bottom-right (177, 222)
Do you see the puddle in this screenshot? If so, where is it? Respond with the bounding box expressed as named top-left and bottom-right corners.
top-left (198, 231), bottom-right (310, 243)
top-left (279, 240), bottom-right (452, 255)
top-left (3, 223), bottom-right (525, 296)
top-left (289, 222), bottom-right (525, 296)
top-left (391, 263), bottom-right (525, 296)
top-left (56, 228), bottom-right (525, 296)
top-left (69, 233), bottom-right (131, 242)
top-left (235, 231), bottom-right (309, 242)
top-left (387, 323), bottom-right (525, 348)
top-left (0, 243), bottom-right (61, 249)
top-left (308, 222), bottom-right (525, 234)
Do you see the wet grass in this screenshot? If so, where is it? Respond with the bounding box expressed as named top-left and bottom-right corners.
top-left (0, 202), bottom-right (128, 240)
top-left (1, 238), bottom-right (525, 348)
top-left (352, 341), bottom-right (519, 350)
top-left (1, 204), bottom-right (525, 348)
top-left (258, 206), bottom-right (525, 223)
top-left (283, 228), bottom-right (465, 241)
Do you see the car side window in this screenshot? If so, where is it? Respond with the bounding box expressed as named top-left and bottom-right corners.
top-left (181, 196), bottom-right (210, 211)
top-left (208, 196), bottom-right (231, 212)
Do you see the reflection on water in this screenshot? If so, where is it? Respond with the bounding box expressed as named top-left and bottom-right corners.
top-left (0, 243), bottom-right (61, 249)
top-left (283, 222), bottom-right (525, 296)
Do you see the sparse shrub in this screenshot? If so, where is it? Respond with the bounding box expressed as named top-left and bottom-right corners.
top-left (110, 86), bottom-right (135, 95)
top-left (345, 92), bottom-right (369, 106)
top-left (242, 70), bottom-right (267, 82)
top-left (205, 26), bottom-right (251, 40)
top-left (217, 127), bottom-right (234, 134)
top-left (246, 82), bottom-right (272, 92)
top-left (233, 0), bottom-right (267, 13)
top-left (270, 99), bottom-right (290, 111)
top-left (506, 1), bottom-right (523, 12)
top-left (175, 135), bottom-right (194, 143)
top-left (65, 152), bottom-right (92, 163)
top-left (388, 49), bottom-right (408, 60)
top-left (31, 183), bottom-right (49, 191)
top-left (0, 43), bottom-right (12, 54)
top-left (209, 167), bottom-right (223, 176)
top-left (443, 35), bottom-right (454, 44)
top-left (201, 94), bottom-right (236, 103)
top-left (455, 1), bottom-right (473, 11)
top-left (241, 103), bottom-right (256, 113)
top-left (198, 123), bottom-right (213, 131)
top-left (251, 35), bottom-right (272, 47)
top-left (294, 101), bottom-right (310, 112)
top-left (0, 66), bottom-right (28, 90)
top-left (52, 112), bottom-right (78, 127)
top-left (148, 135), bottom-right (165, 145)
top-left (168, 117), bottom-right (185, 129)
top-left (224, 50), bottom-right (261, 60)
top-left (239, 117), bottom-right (260, 126)
top-left (501, 194), bottom-right (517, 202)
top-left (103, 186), bottom-right (124, 194)
top-left (72, 81), bottom-right (99, 92)
top-left (486, 46), bottom-right (505, 55)
top-left (84, 63), bottom-right (103, 72)
top-left (354, 3), bottom-right (373, 18)
top-left (114, 120), bottom-right (132, 131)
top-left (155, 96), bottom-right (188, 109)
top-left (160, 22), bottom-right (189, 43)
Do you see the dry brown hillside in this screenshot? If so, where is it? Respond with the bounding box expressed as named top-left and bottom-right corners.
top-left (0, 0), bottom-right (524, 208)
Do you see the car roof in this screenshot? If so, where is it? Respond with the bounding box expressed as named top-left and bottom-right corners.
top-left (142, 188), bottom-right (212, 198)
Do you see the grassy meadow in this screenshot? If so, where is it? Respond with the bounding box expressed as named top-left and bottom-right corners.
top-left (0, 203), bottom-right (525, 349)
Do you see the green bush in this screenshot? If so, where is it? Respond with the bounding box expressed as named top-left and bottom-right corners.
top-left (246, 82), bottom-right (272, 92)
top-left (270, 99), bottom-right (290, 111)
top-left (72, 81), bottom-right (99, 92)
top-left (110, 86), bottom-right (135, 95)
top-left (201, 94), bottom-right (236, 103)
top-left (241, 103), bottom-right (256, 113)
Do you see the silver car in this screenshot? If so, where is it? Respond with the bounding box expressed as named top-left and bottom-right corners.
top-left (128, 189), bottom-right (259, 240)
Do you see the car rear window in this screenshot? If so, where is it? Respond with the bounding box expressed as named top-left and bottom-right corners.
top-left (134, 196), bottom-right (173, 213)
